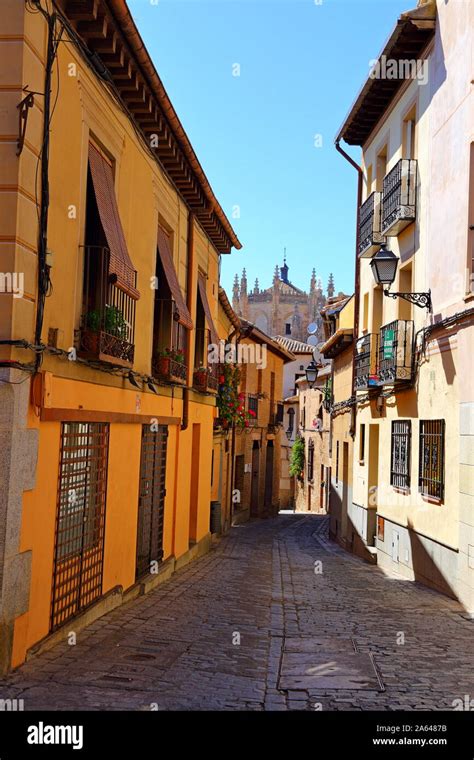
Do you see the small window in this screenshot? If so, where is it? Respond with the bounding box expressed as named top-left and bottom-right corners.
top-left (359, 424), bottom-right (366, 463)
top-left (390, 420), bottom-right (411, 489)
top-left (419, 420), bottom-right (445, 500)
top-left (285, 323), bottom-right (291, 335)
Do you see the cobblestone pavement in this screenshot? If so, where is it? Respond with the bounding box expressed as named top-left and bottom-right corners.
top-left (2, 514), bottom-right (474, 711)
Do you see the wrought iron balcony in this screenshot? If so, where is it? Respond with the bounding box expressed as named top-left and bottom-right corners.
top-left (193, 365), bottom-right (219, 393)
top-left (152, 353), bottom-right (187, 384)
top-left (79, 246), bottom-right (136, 367)
top-left (358, 191), bottom-right (386, 257)
top-left (382, 158), bottom-right (417, 236)
top-left (354, 333), bottom-right (379, 390)
top-left (378, 319), bottom-right (414, 385)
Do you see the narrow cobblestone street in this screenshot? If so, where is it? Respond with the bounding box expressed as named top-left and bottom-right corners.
top-left (2, 515), bottom-right (474, 711)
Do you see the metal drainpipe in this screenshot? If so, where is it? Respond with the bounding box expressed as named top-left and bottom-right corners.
top-left (181, 211), bottom-right (195, 431)
top-left (335, 139), bottom-right (363, 437)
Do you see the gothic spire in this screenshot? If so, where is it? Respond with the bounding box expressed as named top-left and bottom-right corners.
top-left (327, 272), bottom-right (335, 299)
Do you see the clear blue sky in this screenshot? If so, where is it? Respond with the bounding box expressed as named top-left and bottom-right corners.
top-left (128, 0), bottom-right (410, 298)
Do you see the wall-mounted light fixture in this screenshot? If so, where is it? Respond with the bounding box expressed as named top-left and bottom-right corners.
top-left (370, 246), bottom-right (432, 311)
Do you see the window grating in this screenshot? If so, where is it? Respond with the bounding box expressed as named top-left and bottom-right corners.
top-left (390, 420), bottom-right (411, 489)
top-left (419, 420), bottom-right (445, 501)
top-left (51, 422), bottom-right (109, 631)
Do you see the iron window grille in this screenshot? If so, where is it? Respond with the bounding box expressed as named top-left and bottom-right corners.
top-left (51, 422), bottom-right (109, 631)
top-left (419, 420), bottom-right (445, 501)
top-left (307, 439), bottom-right (315, 482)
top-left (378, 319), bottom-right (414, 384)
top-left (390, 420), bottom-right (411, 489)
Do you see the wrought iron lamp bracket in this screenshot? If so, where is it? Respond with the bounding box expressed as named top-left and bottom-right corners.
top-left (383, 288), bottom-right (432, 311)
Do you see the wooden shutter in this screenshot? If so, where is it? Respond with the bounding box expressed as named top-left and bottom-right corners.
top-left (87, 142), bottom-right (140, 300)
top-left (198, 273), bottom-right (219, 345)
top-left (157, 227), bottom-right (193, 330)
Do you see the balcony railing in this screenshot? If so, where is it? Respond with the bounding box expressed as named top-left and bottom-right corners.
top-left (378, 320), bottom-right (414, 385)
top-left (193, 365), bottom-right (219, 393)
top-left (358, 191), bottom-right (386, 257)
top-left (79, 246), bottom-right (136, 367)
top-left (382, 158), bottom-right (417, 235)
top-left (354, 333), bottom-right (379, 390)
top-left (247, 393), bottom-right (259, 426)
top-left (152, 353), bottom-right (187, 384)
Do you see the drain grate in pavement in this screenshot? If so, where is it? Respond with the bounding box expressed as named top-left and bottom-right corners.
top-left (278, 637), bottom-right (384, 691)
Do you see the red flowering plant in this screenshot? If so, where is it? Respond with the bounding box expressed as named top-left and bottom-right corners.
top-left (217, 363), bottom-right (253, 429)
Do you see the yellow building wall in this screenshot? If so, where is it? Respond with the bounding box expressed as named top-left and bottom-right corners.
top-left (3, 4), bottom-right (223, 669)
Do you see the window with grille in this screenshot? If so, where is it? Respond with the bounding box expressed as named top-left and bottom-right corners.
top-left (307, 439), bottom-right (314, 481)
top-left (51, 422), bottom-right (109, 631)
top-left (419, 420), bottom-right (445, 500)
top-left (390, 420), bottom-right (411, 489)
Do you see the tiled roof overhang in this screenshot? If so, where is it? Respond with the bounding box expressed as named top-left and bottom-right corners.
top-left (336, 4), bottom-right (436, 147)
top-left (218, 287), bottom-right (241, 329)
top-left (61, 0), bottom-right (241, 254)
top-left (320, 328), bottom-right (354, 359)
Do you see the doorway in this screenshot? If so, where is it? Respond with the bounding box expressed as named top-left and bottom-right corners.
top-left (367, 424), bottom-right (379, 546)
top-left (136, 424), bottom-right (169, 579)
top-left (264, 441), bottom-right (274, 509)
top-left (250, 441), bottom-right (260, 515)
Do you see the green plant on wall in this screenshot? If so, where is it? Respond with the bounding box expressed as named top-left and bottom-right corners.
top-left (86, 306), bottom-right (128, 339)
top-left (289, 436), bottom-right (305, 481)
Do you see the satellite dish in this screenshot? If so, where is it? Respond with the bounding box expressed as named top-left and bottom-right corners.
top-left (312, 347), bottom-right (320, 361)
top-left (307, 335), bottom-right (318, 346)
top-left (307, 322), bottom-right (318, 335)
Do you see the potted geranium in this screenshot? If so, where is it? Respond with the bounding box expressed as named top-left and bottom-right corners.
top-left (82, 305), bottom-right (128, 358)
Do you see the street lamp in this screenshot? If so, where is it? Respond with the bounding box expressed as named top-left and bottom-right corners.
top-left (370, 246), bottom-right (432, 311)
top-left (305, 360), bottom-right (319, 389)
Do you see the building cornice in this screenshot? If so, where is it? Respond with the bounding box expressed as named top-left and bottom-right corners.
top-left (58, 0), bottom-right (241, 254)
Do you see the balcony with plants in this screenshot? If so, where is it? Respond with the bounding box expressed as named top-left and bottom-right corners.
top-left (193, 328), bottom-right (218, 393)
top-left (79, 246), bottom-right (136, 367)
top-left (151, 298), bottom-right (188, 385)
top-left (378, 319), bottom-right (414, 385)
